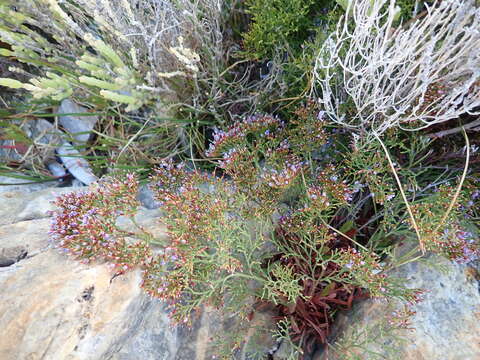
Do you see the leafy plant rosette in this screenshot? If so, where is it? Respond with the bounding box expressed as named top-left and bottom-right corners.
top-left (50, 104), bottom-right (425, 358)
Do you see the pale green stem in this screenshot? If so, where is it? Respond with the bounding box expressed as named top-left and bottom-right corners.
top-left (433, 127), bottom-right (470, 233)
top-left (374, 133), bottom-right (425, 253)
top-left (320, 218), bottom-right (369, 252)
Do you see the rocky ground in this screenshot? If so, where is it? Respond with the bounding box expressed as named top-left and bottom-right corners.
top-left (0, 178), bottom-right (479, 360)
top-left (314, 252), bottom-right (480, 360)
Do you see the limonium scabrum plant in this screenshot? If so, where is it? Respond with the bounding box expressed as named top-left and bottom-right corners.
top-left (50, 103), bottom-right (428, 358)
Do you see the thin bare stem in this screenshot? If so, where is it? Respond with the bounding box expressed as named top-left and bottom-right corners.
top-left (427, 118), bottom-right (480, 138)
top-left (320, 218), bottom-right (369, 252)
top-left (433, 127), bottom-right (470, 233)
top-left (374, 133), bottom-right (424, 253)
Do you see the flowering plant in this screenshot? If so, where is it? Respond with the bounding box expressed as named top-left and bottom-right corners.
top-left (49, 103), bottom-right (434, 358)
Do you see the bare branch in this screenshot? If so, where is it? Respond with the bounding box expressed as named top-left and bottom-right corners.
top-left (427, 118), bottom-right (480, 138)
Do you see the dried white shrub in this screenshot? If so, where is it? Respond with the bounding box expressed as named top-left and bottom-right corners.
top-left (313, 0), bottom-right (480, 135)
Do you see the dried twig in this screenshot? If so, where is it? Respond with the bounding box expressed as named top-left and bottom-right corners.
top-left (433, 128), bottom-right (470, 233)
top-left (427, 118), bottom-right (480, 138)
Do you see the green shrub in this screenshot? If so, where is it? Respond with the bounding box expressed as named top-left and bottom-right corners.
top-left (242, 0), bottom-right (318, 60)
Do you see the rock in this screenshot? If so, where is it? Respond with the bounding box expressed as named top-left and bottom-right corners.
top-left (0, 202), bottom-right (175, 360)
top-left (0, 118), bottom-right (61, 165)
top-left (46, 160), bottom-right (68, 179)
top-left (241, 307), bottom-right (279, 359)
top-left (0, 174), bottom-right (59, 194)
top-left (0, 185), bottom-right (279, 360)
top-left (175, 304), bottom-right (279, 360)
top-left (20, 118), bottom-right (63, 158)
top-left (0, 219), bottom-right (177, 360)
top-left (25, 118), bottom-right (98, 185)
top-left (57, 99), bottom-right (98, 145)
top-left (116, 208), bottom-right (167, 242)
top-left (273, 340), bottom-right (302, 360)
top-left (56, 142), bottom-right (98, 185)
top-left (314, 252), bottom-right (480, 360)
top-left (0, 186), bottom-right (85, 226)
top-left (0, 246), bottom-right (27, 267)
top-left (0, 117), bottom-right (98, 184)
top-left (71, 179), bottom-right (86, 187)
top-left (0, 139), bottom-right (26, 163)
top-left (137, 183), bottom-right (161, 209)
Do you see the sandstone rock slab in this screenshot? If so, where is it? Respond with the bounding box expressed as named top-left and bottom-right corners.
top-left (315, 254), bottom-right (480, 360)
top-left (0, 212), bottom-right (178, 360)
top-left (0, 174), bottom-right (59, 194)
top-left (57, 99), bottom-right (98, 145)
top-left (0, 185), bottom-right (284, 360)
top-left (0, 186), bottom-right (85, 226)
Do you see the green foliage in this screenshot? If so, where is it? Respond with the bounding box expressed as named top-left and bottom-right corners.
top-left (395, 0), bottom-right (422, 21)
top-left (0, 0), bottom-right (295, 180)
top-left (239, 0), bottom-right (345, 112)
top-left (327, 306), bottom-right (409, 360)
top-left (0, 1), bottom-right (197, 178)
top-left (0, 0), bottom-right (252, 115)
top-left (334, 0), bottom-right (419, 22)
top-left (242, 0), bottom-right (317, 60)
top-left (409, 184), bottom-right (479, 262)
top-left (0, 1), bottom-right (148, 109)
top-left (48, 98), bottom-right (479, 358)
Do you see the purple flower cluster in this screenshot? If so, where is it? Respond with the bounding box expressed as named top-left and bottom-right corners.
top-left (49, 174), bottom-right (144, 274)
top-left (205, 114), bottom-right (282, 157)
top-left (150, 160), bottom-right (193, 205)
top-left (218, 147), bottom-right (246, 169)
top-left (465, 189), bottom-right (480, 209)
top-left (337, 248), bottom-right (392, 298)
top-left (316, 164), bottom-right (354, 204)
top-left (307, 186), bottom-right (330, 211)
top-left (262, 160), bottom-right (304, 189)
top-left (141, 256), bottom-right (184, 304)
top-left (443, 229), bottom-right (480, 264)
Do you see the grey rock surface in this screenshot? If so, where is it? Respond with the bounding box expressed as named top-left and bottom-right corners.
top-left (0, 245), bottom-right (28, 267)
top-left (57, 99), bottom-right (98, 144)
top-left (0, 117), bottom-right (98, 185)
top-left (314, 250), bottom-right (480, 360)
top-left (0, 174), bottom-right (59, 194)
top-left (46, 159), bottom-right (68, 178)
top-left (0, 186), bottom-right (177, 360)
top-left (56, 142), bottom-right (98, 185)
top-left (26, 118), bottom-right (98, 185)
top-left (0, 186), bottom-right (84, 226)
top-left (0, 119), bottom-right (60, 165)
top-left (3, 183), bottom-right (480, 360)
top-left (137, 183), bottom-right (162, 209)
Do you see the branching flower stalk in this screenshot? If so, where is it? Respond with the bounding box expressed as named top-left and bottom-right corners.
top-left (433, 128), bottom-right (471, 234)
top-left (374, 133), bottom-right (425, 253)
